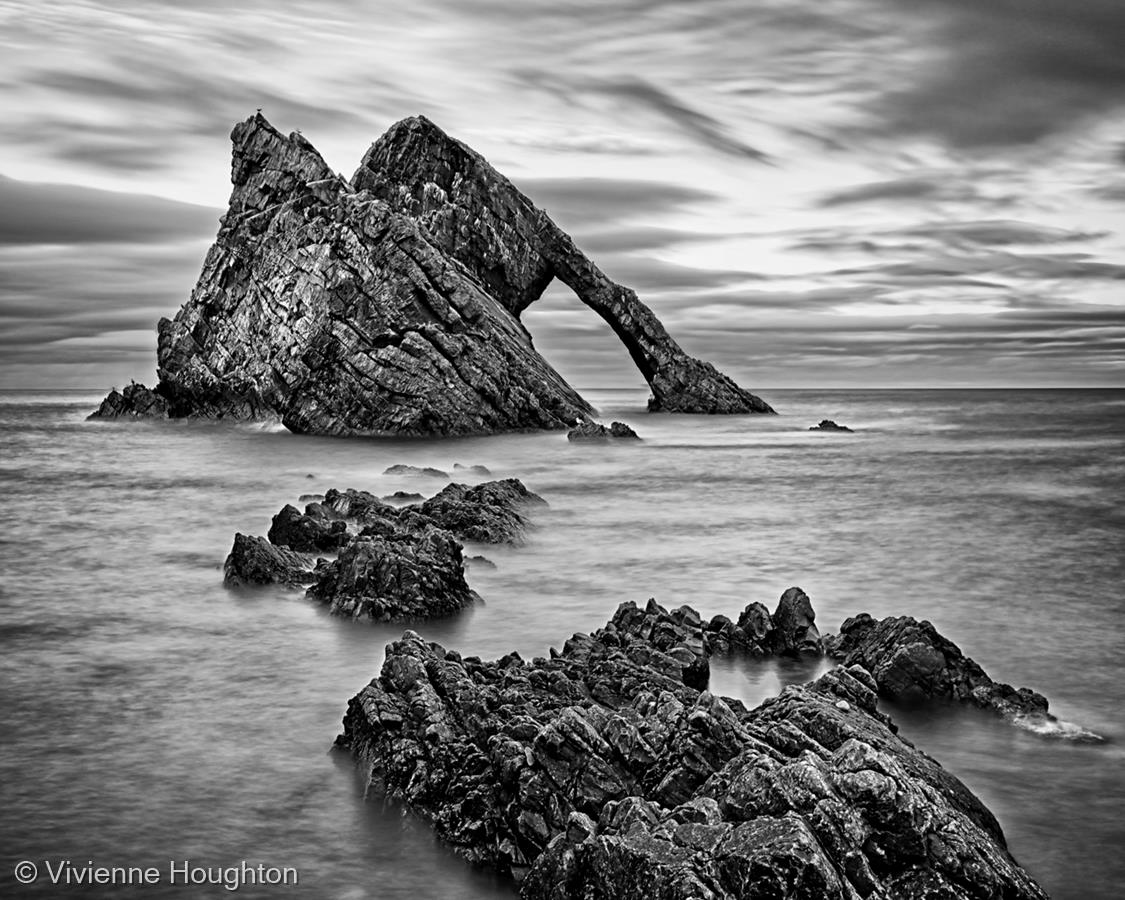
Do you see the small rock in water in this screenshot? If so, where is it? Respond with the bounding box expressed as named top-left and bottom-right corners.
top-left (466, 555), bottom-right (496, 569)
top-left (809, 419), bottom-right (853, 432)
top-left (222, 533), bottom-right (316, 587)
top-left (384, 464), bottom-right (449, 478)
top-left (453, 463), bottom-right (492, 475)
top-left (86, 382), bottom-right (169, 420)
top-left (567, 420), bottom-right (641, 442)
top-left (382, 491), bottom-right (425, 503)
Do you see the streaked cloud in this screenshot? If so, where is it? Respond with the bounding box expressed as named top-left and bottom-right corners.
top-left (0, 0), bottom-right (1122, 388)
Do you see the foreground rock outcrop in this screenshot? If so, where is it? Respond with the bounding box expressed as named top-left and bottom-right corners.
top-left (222, 477), bottom-right (543, 619)
top-left (337, 596), bottom-right (1047, 899)
top-left (90, 113), bottom-right (773, 433)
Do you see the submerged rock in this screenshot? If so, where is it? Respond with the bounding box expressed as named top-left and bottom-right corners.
top-left (337, 598), bottom-right (1047, 899)
top-left (382, 491), bottom-right (425, 503)
top-left (809, 419), bottom-right (853, 432)
top-left (222, 533), bottom-right (316, 586)
top-left (87, 382), bottom-right (169, 420)
top-left (92, 113), bottom-right (772, 434)
top-left (384, 465), bottom-right (449, 478)
top-left (567, 420), bottom-right (641, 441)
top-left (454, 463), bottom-right (492, 475)
top-left (827, 614), bottom-right (1053, 724)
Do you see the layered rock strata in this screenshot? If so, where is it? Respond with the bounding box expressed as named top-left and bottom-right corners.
top-left (337, 596), bottom-right (1047, 899)
top-left (90, 113), bottom-right (773, 433)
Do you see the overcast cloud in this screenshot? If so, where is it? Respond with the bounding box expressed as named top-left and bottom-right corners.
top-left (1, 0), bottom-right (1123, 388)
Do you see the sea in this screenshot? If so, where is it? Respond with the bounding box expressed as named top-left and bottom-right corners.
top-left (0, 387), bottom-right (1122, 899)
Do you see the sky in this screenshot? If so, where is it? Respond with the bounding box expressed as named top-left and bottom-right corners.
top-left (2, 0), bottom-right (1124, 389)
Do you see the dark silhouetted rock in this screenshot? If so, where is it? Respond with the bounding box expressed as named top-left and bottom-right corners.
top-left (267, 503), bottom-right (350, 552)
top-left (418, 478), bottom-right (546, 544)
top-left (827, 614), bottom-right (1055, 724)
top-left (702, 589), bottom-right (823, 657)
top-left (223, 533), bottom-right (316, 586)
top-left (466, 555), bottom-right (496, 570)
top-left (768, 586), bottom-right (823, 655)
top-left (567, 420), bottom-right (641, 441)
top-left (87, 382), bottom-right (169, 420)
top-left (384, 464), bottom-right (449, 478)
top-left (307, 527), bottom-right (476, 620)
top-left (810, 419), bottom-right (853, 432)
top-left (337, 598), bottom-right (1047, 899)
top-left (454, 463), bottom-right (492, 475)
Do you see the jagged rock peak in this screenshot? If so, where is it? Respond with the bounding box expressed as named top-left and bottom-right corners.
top-left (227, 113), bottom-right (348, 217)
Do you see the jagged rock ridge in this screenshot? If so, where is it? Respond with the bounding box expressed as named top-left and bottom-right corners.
top-left (336, 595), bottom-right (1048, 899)
top-left (90, 113), bottom-right (773, 434)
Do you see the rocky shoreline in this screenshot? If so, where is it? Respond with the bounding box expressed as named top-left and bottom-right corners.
top-left (335, 591), bottom-right (1055, 899)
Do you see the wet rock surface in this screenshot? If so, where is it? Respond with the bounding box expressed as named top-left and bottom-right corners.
top-left (92, 113), bottom-right (772, 433)
top-left (454, 463), bottom-right (492, 475)
top-left (827, 613), bottom-right (1053, 723)
top-left (567, 420), bottom-right (641, 441)
top-left (337, 596), bottom-right (1047, 899)
top-left (223, 477), bottom-right (544, 619)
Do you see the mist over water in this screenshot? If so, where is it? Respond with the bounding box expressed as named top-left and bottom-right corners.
top-left (1, 388), bottom-right (1123, 898)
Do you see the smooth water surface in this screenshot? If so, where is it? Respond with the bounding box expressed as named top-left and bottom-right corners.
top-left (1, 388), bottom-right (1122, 898)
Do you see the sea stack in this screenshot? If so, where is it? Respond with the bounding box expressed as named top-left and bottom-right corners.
top-left (90, 113), bottom-right (774, 434)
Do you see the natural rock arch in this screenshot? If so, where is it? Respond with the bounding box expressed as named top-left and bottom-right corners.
top-left (94, 114), bottom-right (773, 434)
top-left (352, 115), bottom-right (773, 415)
